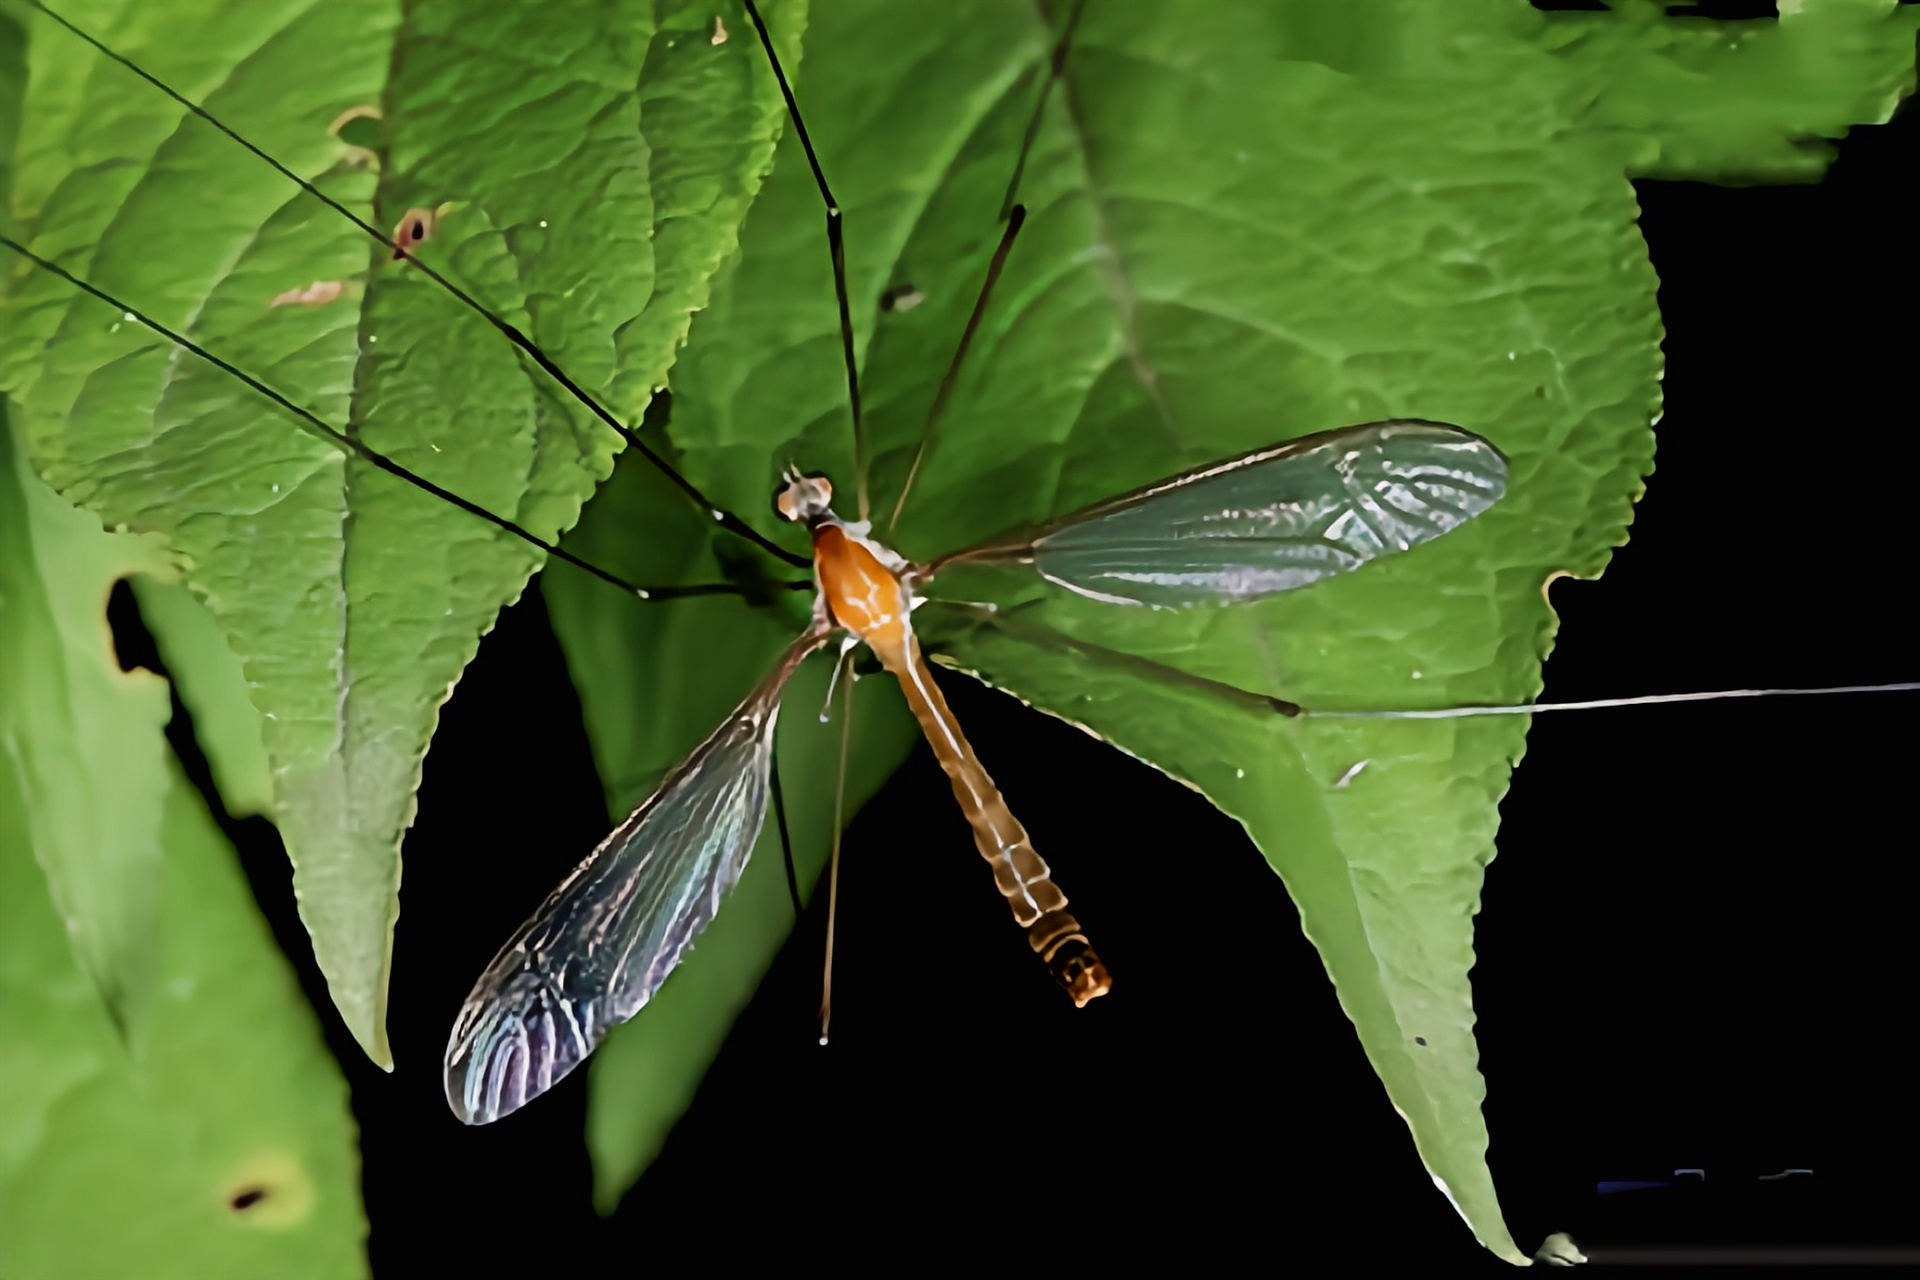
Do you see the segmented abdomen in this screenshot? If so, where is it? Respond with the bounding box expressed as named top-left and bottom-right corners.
top-left (872, 630), bottom-right (1111, 1007)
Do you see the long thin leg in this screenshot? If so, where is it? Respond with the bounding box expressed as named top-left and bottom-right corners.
top-left (997, 0), bottom-right (1090, 221)
top-left (922, 599), bottom-right (1301, 718)
top-left (884, 207), bottom-right (1029, 537)
top-left (1317, 682), bottom-right (1920, 719)
top-left (770, 750), bottom-right (802, 919)
top-left (882, 0), bottom-right (1090, 536)
top-left (0, 235), bottom-right (770, 604)
top-left (924, 602), bottom-right (1920, 720)
top-left (740, 0), bottom-right (869, 522)
top-left (25, 0), bottom-right (808, 572)
top-left (817, 668), bottom-right (857, 1045)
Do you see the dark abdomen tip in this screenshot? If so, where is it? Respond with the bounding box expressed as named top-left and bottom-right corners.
top-left (1027, 910), bottom-right (1112, 1007)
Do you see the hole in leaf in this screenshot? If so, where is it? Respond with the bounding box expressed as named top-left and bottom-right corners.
top-left (390, 206), bottom-right (440, 259)
top-left (105, 579), bottom-right (161, 674)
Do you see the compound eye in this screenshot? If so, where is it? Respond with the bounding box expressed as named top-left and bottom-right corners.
top-left (772, 474), bottom-right (832, 522)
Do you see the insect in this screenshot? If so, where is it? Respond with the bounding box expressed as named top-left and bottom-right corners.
top-left (442, 417), bottom-right (1507, 1122)
top-left (4, 0), bottom-right (1913, 1262)
top-left (423, 2), bottom-right (1511, 1124)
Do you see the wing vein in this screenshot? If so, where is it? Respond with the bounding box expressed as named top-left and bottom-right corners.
top-left (444, 629), bottom-right (828, 1124)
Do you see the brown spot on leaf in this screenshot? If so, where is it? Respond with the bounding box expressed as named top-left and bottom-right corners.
top-left (228, 1185), bottom-right (270, 1211)
top-left (328, 105), bottom-right (383, 168)
top-left (391, 207), bottom-right (439, 259)
top-left (270, 280), bottom-right (346, 308)
top-left (329, 105), bottom-right (380, 134)
top-left (218, 1153), bottom-right (315, 1228)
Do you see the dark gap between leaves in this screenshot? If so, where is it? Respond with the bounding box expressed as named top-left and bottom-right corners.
top-left (102, 578), bottom-right (370, 1079)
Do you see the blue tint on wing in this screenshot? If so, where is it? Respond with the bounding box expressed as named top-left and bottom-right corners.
top-left (1023, 421), bottom-right (1507, 608)
top-left (444, 636), bottom-right (821, 1125)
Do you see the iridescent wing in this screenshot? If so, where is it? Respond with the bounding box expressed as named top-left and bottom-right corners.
top-left (930, 420), bottom-right (1506, 607)
top-left (445, 632), bottom-right (827, 1125)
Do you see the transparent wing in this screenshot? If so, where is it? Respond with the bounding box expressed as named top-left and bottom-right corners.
top-left (934, 421), bottom-right (1506, 608)
top-left (444, 632), bottom-right (826, 1125)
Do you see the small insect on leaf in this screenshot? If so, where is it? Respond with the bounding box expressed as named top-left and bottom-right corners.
top-left (390, 207), bottom-right (440, 260)
top-left (879, 283), bottom-right (925, 313)
top-left (269, 280), bottom-right (346, 308)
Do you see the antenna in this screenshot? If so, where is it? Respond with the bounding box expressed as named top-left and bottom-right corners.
top-left (23, 0), bottom-right (808, 572)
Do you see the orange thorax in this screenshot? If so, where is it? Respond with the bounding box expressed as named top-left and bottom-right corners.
top-left (813, 524), bottom-right (908, 645)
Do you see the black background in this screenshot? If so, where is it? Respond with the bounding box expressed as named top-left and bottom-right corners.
top-left (129, 76), bottom-right (1916, 1275)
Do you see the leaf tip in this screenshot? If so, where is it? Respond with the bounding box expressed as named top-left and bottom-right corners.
top-left (356, 1024), bottom-right (394, 1072)
top-left (329, 975), bottom-right (393, 1070)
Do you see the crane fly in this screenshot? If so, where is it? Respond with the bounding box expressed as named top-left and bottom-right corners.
top-left (4, 0), bottom-right (1505, 1126)
top-left (429, 0), bottom-right (1501, 1125)
top-left (443, 420), bottom-right (1506, 1123)
top-left (6, 0), bottom-right (1910, 1163)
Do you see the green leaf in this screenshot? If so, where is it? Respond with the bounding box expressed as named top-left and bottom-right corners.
top-left (561, 0), bottom-right (1917, 1254)
top-left (131, 576), bottom-right (276, 819)
top-left (0, 7), bottom-right (21, 216)
top-left (1544, 0), bottom-right (1920, 182)
top-left (0, 407), bottom-right (365, 1278)
top-left (332, 114), bottom-right (384, 152)
top-left (0, 400), bottom-right (172, 1033)
top-left (3, 0), bottom-right (1915, 1262)
top-left (0, 0), bottom-right (800, 1064)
